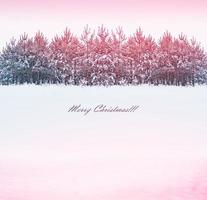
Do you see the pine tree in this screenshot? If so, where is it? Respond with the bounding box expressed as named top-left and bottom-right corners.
top-left (49, 28), bottom-right (80, 85)
top-left (90, 25), bottom-right (116, 86)
top-left (79, 25), bottom-right (95, 85)
top-left (31, 31), bottom-right (55, 84)
top-left (0, 26), bottom-right (207, 86)
top-left (1, 38), bottom-right (21, 84)
top-left (111, 27), bottom-right (127, 85)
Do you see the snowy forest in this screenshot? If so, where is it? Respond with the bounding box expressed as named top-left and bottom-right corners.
top-left (0, 26), bottom-right (207, 86)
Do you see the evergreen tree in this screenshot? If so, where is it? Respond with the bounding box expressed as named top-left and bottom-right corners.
top-left (0, 26), bottom-right (207, 86)
top-left (49, 28), bottom-right (80, 84)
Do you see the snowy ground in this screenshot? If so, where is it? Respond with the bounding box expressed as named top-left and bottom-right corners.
top-left (0, 85), bottom-right (207, 200)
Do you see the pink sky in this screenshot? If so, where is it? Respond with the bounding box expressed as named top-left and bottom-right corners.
top-left (0, 0), bottom-right (206, 49)
top-left (1, 0), bottom-right (207, 14)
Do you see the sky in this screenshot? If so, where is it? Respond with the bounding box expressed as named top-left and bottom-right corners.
top-left (0, 0), bottom-right (207, 50)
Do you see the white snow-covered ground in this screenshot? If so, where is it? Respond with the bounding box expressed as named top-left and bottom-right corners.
top-left (0, 85), bottom-right (207, 200)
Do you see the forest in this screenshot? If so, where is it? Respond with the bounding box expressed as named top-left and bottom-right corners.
top-left (0, 26), bottom-right (207, 86)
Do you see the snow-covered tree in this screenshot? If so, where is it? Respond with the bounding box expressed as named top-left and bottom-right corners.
top-left (30, 31), bottom-right (58, 84)
top-left (156, 33), bottom-right (207, 85)
top-left (0, 26), bottom-right (207, 86)
top-left (187, 38), bottom-right (207, 85)
top-left (49, 28), bottom-right (81, 84)
top-left (123, 28), bottom-right (158, 84)
top-left (79, 25), bottom-right (95, 85)
top-left (111, 27), bottom-right (127, 84)
top-left (89, 25), bottom-right (116, 86)
top-left (1, 34), bottom-right (29, 84)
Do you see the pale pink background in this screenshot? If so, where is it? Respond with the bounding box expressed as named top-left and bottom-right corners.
top-left (0, 1), bottom-right (207, 199)
top-left (0, 0), bottom-right (207, 49)
top-left (0, 86), bottom-right (207, 199)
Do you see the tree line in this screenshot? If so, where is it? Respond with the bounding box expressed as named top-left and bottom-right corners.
top-left (0, 26), bottom-right (207, 86)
